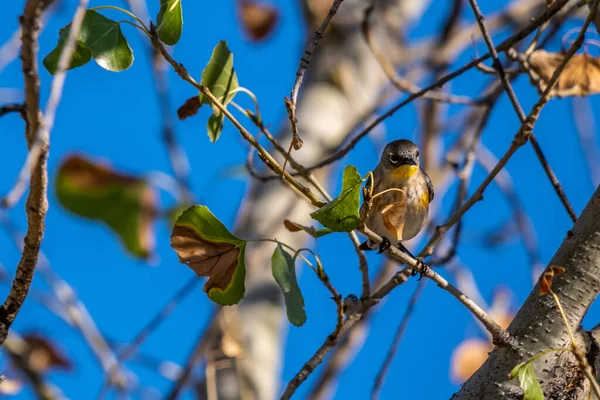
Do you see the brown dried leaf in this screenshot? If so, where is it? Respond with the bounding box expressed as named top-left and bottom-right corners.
top-left (380, 191), bottom-right (407, 241)
top-left (23, 333), bottom-right (72, 373)
top-left (539, 265), bottom-right (565, 295)
top-left (450, 339), bottom-right (492, 383)
top-left (528, 50), bottom-right (600, 97)
top-left (177, 96), bottom-right (201, 120)
top-left (238, 0), bottom-right (279, 41)
top-left (171, 226), bottom-right (240, 294)
top-left (283, 219), bottom-right (303, 232)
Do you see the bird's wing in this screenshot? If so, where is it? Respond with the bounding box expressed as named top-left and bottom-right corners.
top-left (423, 169), bottom-right (434, 202)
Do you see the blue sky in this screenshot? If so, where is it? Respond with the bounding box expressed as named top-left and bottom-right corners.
top-left (1, 0), bottom-right (599, 399)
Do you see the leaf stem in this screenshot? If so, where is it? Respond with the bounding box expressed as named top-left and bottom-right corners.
top-left (90, 6), bottom-right (150, 35)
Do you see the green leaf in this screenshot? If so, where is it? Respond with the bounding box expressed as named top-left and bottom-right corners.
top-left (171, 205), bottom-right (247, 306)
top-left (271, 244), bottom-right (306, 326)
top-left (283, 219), bottom-right (333, 238)
top-left (43, 25), bottom-right (92, 75)
top-left (509, 362), bottom-right (544, 400)
top-left (198, 41), bottom-right (239, 110)
top-left (43, 10), bottom-right (134, 75)
top-left (173, 205), bottom-right (243, 245)
top-left (310, 165), bottom-right (362, 232)
top-left (207, 111), bottom-right (225, 143)
top-left (55, 155), bottom-right (156, 259)
top-left (156, 0), bottom-right (183, 45)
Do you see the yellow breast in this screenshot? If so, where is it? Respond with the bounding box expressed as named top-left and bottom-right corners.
top-left (391, 165), bottom-right (419, 180)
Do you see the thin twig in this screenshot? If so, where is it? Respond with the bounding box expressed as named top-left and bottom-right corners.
top-left (165, 311), bottom-right (219, 400)
top-left (148, 15), bottom-right (515, 397)
top-left (420, 5), bottom-right (599, 259)
top-left (571, 97), bottom-right (600, 188)
top-left (0, 103), bottom-right (25, 119)
top-left (1, 0), bottom-right (88, 209)
top-left (285, 0), bottom-right (345, 147)
top-left (371, 280), bottom-right (426, 400)
top-left (96, 277), bottom-right (200, 398)
top-left (307, 260), bottom-right (395, 400)
top-left (0, 212), bottom-right (127, 388)
top-left (362, 3), bottom-right (475, 106)
top-left (304, 0), bottom-right (570, 172)
top-left (467, 0), bottom-right (577, 222)
top-left (477, 145), bottom-right (542, 279)
top-left (0, 0), bottom-right (48, 346)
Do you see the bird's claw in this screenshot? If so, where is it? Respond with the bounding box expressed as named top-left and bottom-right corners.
top-left (410, 258), bottom-right (430, 280)
top-left (377, 237), bottom-right (392, 254)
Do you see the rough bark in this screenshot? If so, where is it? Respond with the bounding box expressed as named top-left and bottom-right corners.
top-left (453, 185), bottom-right (600, 399)
top-left (0, 0), bottom-right (47, 346)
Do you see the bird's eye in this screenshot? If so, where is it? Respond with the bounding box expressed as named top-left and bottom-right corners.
top-left (389, 154), bottom-right (400, 164)
top-left (416, 150), bottom-right (419, 158)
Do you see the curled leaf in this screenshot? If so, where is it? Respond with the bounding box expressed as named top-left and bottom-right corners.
top-left (528, 50), bottom-right (600, 97)
top-left (539, 265), bottom-right (565, 295)
top-left (311, 165), bottom-right (363, 232)
top-left (171, 206), bottom-right (247, 305)
top-left (238, 0), bottom-right (279, 42)
top-left (450, 339), bottom-right (492, 383)
top-left (380, 191), bottom-right (407, 241)
top-left (271, 244), bottom-right (306, 326)
top-left (56, 155), bottom-right (156, 259)
top-left (177, 96), bottom-right (201, 120)
top-left (283, 219), bottom-right (332, 238)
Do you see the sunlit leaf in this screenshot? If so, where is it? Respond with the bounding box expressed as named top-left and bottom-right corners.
top-left (156, 0), bottom-right (183, 45)
top-left (238, 0), bottom-right (279, 42)
top-left (170, 205), bottom-right (246, 305)
top-left (509, 362), bottom-right (544, 400)
top-left (43, 25), bottom-right (91, 75)
top-left (56, 155), bottom-right (156, 259)
top-left (311, 165), bottom-right (362, 232)
top-left (43, 10), bottom-right (134, 74)
top-left (198, 41), bottom-right (239, 109)
top-left (283, 219), bottom-right (332, 238)
top-left (271, 244), bottom-right (306, 326)
top-left (207, 111), bottom-right (225, 143)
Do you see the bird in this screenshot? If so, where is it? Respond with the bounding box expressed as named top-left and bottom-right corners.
top-left (359, 139), bottom-right (434, 265)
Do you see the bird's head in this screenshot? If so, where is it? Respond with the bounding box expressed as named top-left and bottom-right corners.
top-left (380, 139), bottom-right (421, 180)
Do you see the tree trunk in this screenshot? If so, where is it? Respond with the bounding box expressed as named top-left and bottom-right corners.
top-left (453, 185), bottom-right (600, 400)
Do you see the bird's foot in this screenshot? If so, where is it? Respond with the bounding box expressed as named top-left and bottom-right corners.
top-left (377, 237), bottom-right (392, 254)
top-left (410, 258), bottom-right (430, 280)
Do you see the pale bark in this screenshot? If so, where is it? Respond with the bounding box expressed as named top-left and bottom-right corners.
top-left (454, 185), bottom-right (600, 399)
top-left (229, 1), bottom-right (429, 398)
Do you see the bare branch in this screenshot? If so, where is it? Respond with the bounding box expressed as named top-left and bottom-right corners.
top-left (371, 280), bottom-right (426, 399)
top-left (467, 0), bottom-right (577, 221)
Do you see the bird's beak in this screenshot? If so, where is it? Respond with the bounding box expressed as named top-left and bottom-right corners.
top-left (400, 157), bottom-right (417, 166)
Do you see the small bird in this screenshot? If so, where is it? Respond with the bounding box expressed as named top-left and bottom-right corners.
top-left (359, 139), bottom-right (434, 261)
